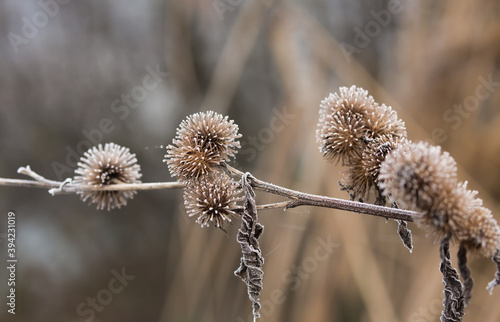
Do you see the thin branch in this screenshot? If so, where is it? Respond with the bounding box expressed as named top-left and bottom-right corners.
top-left (2, 164), bottom-right (420, 223)
top-left (225, 164), bottom-right (419, 222)
top-left (17, 165), bottom-right (61, 187)
top-left (50, 182), bottom-right (186, 194)
top-left (255, 201), bottom-right (291, 211)
top-left (0, 166), bottom-right (185, 195)
top-left (0, 178), bottom-right (60, 189)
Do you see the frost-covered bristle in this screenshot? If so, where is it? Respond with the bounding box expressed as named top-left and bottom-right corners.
top-left (183, 173), bottom-right (243, 230)
top-left (365, 103), bottom-right (407, 139)
top-left (164, 111), bottom-right (241, 182)
top-left (176, 110), bottom-right (241, 161)
top-left (379, 142), bottom-right (458, 211)
top-left (316, 85), bottom-right (407, 169)
top-left (317, 110), bottom-right (365, 164)
top-left (73, 142), bottom-right (142, 210)
top-left (379, 141), bottom-right (500, 257)
top-left (317, 86), bottom-right (377, 165)
top-left (341, 135), bottom-right (408, 201)
top-left (165, 140), bottom-right (222, 182)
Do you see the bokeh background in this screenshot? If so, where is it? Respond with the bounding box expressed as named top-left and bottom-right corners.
top-left (1, 0), bottom-right (500, 321)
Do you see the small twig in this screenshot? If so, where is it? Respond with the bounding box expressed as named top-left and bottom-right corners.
top-left (49, 182), bottom-right (186, 194)
top-left (49, 178), bottom-right (73, 195)
top-left (0, 178), bottom-right (60, 189)
top-left (225, 164), bottom-right (419, 222)
top-left (17, 165), bottom-right (61, 186)
top-left (3, 164), bottom-right (420, 223)
top-left (255, 201), bottom-right (291, 211)
top-left (0, 166), bottom-right (185, 194)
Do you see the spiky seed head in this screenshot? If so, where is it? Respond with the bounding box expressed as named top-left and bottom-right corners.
top-left (317, 110), bottom-right (366, 164)
top-left (176, 111), bottom-right (241, 161)
top-left (379, 141), bottom-right (500, 257)
top-left (365, 103), bottom-right (407, 140)
top-left (165, 111), bottom-right (241, 182)
top-left (317, 86), bottom-right (376, 165)
top-left (183, 173), bottom-right (243, 230)
top-left (73, 143), bottom-right (142, 210)
top-left (341, 136), bottom-right (408, 201)
top-left (317, 85), bottom-right (407, 166)
top-left (414, 181), bottom-right (479, 240)
top-left (165, 140), bottom-right (222, 182)
top-left (461, 206), bottom-right (500, 258)
top-left (437, 182), bottom-right (500, 257)
top-left (378, 141), bottom-right (458, 211)
top-left (319, 85), bottom-right (376, 116)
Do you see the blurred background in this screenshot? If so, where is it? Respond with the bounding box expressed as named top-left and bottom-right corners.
top-left (0, 0), bottom-right (500, 321)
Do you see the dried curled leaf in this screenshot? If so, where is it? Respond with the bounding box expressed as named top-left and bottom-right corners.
top-left (396, 219), bottom-right (413, 252)
top-left (439, 236), bottom-right (465, 322)
top-left (487, 250), bottom-right (500, 294)
top-left (234, 173), bottom-right (264, 321)
top-left (457, 243), bottom-right (473, 306)
top-left (375, 197), bottom-right (413, 252)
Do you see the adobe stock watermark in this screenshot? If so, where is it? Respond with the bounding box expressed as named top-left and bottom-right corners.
top-left (432, 74), bottom-right (500, 144)
top-left (51, 65), bottom-right (169, 180)
top-left (235, 106), bottom-right (295, 166)
top-left (408, 298), bottom-right (442, 322)
top-left (76, 267), bottom-right (135, 322)
top-left (237, 235), bottom-right (340, 321)
top-left (340, 0), bottom-right (404, 63)
top-left (212, 0), bottom-right (244, 21)
top-left (8, 0), bottom-right (73, 54)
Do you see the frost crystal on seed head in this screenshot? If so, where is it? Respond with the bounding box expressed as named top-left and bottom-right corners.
top-left (365, 103), bottom-right (407, 139)
top-left (341, 136), bottom-right (408, 201)
top-left (379, 141), bottom-right (500, 257)
top-left (165, 140), bottom-right (222, 182)
top-left (319, 85), bottom-right (376, 116)
top-left (183, 173), bottom-right (243, 230)
top-left (316, 85), bottom-right (407, 167)
top-left (176, 110), bottom-right (241, 160)
top-left (378, 141), bottom-right (458, 211)
top-left (317, 86), bottom-right (377, 165)
top-left (73, 142), bottom-right (142, 210)
top-left (164, 111), bottom-right (241, 182)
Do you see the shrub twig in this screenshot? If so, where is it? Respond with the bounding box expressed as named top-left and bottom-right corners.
top-left (225, 164), bottom-right (418, 222)
top-left (0, 165), bottom-right (420, 222)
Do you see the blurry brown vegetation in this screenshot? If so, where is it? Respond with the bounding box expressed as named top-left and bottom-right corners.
top-left (0, 0), bottom-right (500, 321)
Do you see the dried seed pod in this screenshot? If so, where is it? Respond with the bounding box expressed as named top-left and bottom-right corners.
top-left (165, 111), bottom-right (241, 182)
top-left (340, 135), bottom-right (407, 201)
top-left (165, 140), bottom-right (222, 182)
top-left (317, 109), bottom-right (366, 165)
top-left (365, 103), bottom-right (407, 140)
top-left (74, 143), bottom-right (142, 210)
top-left (317, 86), bottom-right (376, 165)
top-left (317, 86), bottom-right (407, 167)
top-left (458, 204), bottom-right (500, 258)
top-left (175, 111), bottom-right (241, 161)
top-left (378, 141), bottom-right (458, 211)
top-left (183, 173), bottom-right (243, 230)
top-left (319, 85), bottom-right (376, 116)
top-left (379, 141), bottom-right (500, 257)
